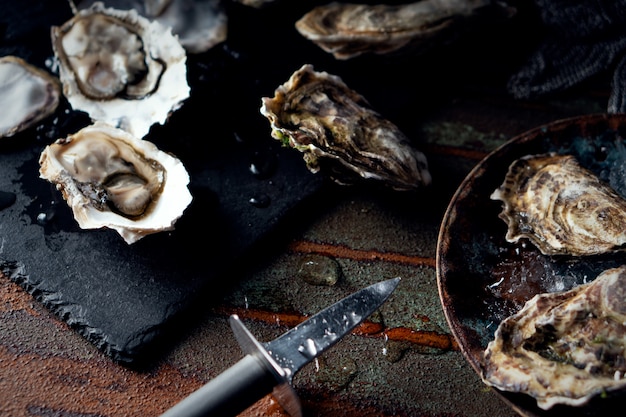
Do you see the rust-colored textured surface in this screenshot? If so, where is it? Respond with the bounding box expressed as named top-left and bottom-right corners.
top-left (0, 2), bottom-right (612, 417)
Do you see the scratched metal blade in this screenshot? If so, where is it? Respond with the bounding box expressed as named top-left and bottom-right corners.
top-left (263, 277), bottom-right (400, 379)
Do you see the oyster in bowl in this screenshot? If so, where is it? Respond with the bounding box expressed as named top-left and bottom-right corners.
top-left (39, 121), bottom-right (192, 244)
top-left (490, 153), bottom-right (626, 256)
top-left (481, 265), bottom-right (626, 410)
top-left (260, 64), bottom-right (431, 191)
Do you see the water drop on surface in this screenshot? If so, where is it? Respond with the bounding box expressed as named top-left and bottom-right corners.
top-left (248, 194), bottom-right (270, 208)
top-left (249, 150), bottom-right (277, 178)
top-left (296, 254), bottom-right (342, 286)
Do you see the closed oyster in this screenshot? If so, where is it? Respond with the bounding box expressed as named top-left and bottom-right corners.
top-left (260, 64), bottom-right (431, 191)
top-left (39, 121), bottom-right (192, 244)
top-left (51, 2), bottom-right (190, 138)
top-left (74, 0), bottom-right (228, 54)
top-left (482, 265), bottom-right (626, 410)
top-left (0, 56), bottom-right (61, 138)
top-left (295, 0), bottom-right (514, 60)
top-left (490, 153), bottom-right (626, 256)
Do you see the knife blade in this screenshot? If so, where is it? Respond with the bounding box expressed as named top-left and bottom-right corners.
top-left (159, 277), bottom-right (400, 417)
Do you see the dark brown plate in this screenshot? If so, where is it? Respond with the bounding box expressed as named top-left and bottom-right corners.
top-left (436, 113), bottom-right (626, 417)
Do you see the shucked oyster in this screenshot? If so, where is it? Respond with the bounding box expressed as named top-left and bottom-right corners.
top-left (482, 265), bottom-right (626, 409)
top-left (0, 56), bottom-right (61, 138)
top-left (260, 64), bottom-right (431, 191)
top-left (51, 2), bottom-right (190, 138)
top-left (491, 153), bottom-right (626, 256)
top-left (295, 0), bottom-right (514, 60)
top-left (39, 121), bottom-right (192, 244)
top-left (74, 0), bottom-right (228, 54)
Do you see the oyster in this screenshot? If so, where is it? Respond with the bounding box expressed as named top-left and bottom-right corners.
top-left (74, 0), bottom-right (228, 54)
top-left (490, 153), bottom-right (626, 256)
top-left (295, 0), bottom-right (514, 60)
top-left (51, 2), bottom-right (190, 138)
top-left (482, 265), bottom-right (626, 410)
top-left (39, 121), bottom-right (192, 244)
top-left (260, 64), bottom-right (431, 191)
top-left (0, 56), bottom-right (61, 138)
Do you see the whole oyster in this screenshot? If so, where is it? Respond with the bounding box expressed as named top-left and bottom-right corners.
top-left (490, 153), bottom-right (626, 256)
top-left (295, 0), bottom-right (514, 60)
top-left (51, 2), bottom-right (190, 138)
top-left (39, 121), bottom-right (192, 244)
top-left (0, 56), bottom-right (61, 138)
top-left (260, 64), bottom-right (431, 191)
top-left (482, 265), bottom-right (626, 410)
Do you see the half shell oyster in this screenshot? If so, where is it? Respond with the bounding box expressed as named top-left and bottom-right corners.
top-left (260, 64), bottom-right (431, 191)
top-left (482, 265), bottom-right (626, 410)
top-left (295, 0), bottom-right (514, 60)
top-left (0, 56), bottom-right (61, 138)
top-left (51, 2), bottom-right (190, 138)
top-left (39, 121), bottom-right (192, 244)
top-left (490, 153), bottom-right (626, 256)
top-left (74, 0), bottom-right (228, 54)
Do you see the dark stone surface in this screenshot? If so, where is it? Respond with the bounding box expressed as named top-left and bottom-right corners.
top-left (0, 0), bottom-right (327, 366)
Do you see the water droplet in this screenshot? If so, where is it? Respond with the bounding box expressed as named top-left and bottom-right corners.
top-left (248, 151), bottom-right (277, 178)
top-left (248, 194), bottom-right (270, 208)
top-left (36, 205), bottom-right (57, 225)
top-left (298, 338), bottom-right (318, 359)
top-left (296, 254), bottom-right (342, 286)
top-left (0, 191), bottom-right (16, 210)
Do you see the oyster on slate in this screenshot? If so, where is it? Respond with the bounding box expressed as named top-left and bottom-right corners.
top-left (0, 56), bottom-right (61, 138)
top-left (74, 0), bottom-right (228, 54)
top-left (482, 265), bottom-right (626, 410)
top-left (39, 121), bottom-right (192, 244)
top-left (490, 153), bottom-right (626, 256)
top-left (295, 0), bottom-right (514, 60)
top-left (260, 64), bottom-right (431, 191)
top-left (51, 2), bottom-right (190, 138)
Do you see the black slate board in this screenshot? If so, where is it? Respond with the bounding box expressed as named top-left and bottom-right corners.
top-left (0, 0), bottom-right (331, 366)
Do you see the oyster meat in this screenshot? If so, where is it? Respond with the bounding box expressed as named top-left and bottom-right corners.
top-left (74, 0), bottom-right (228, 54)
top-left (491, 153), bottom-right (626, 256)
top-left (0, 56), bottom-right (61, 138)
top-left (482, 265), bottom-right (626, 410)
top-left (260, 64), bottom-right (431, 191)
top-left (39, 121), bottom-right (192, 244)
top-left (51, 2), bottom-right (190, 138)
top-left (295, 0), bottom-right (514, 60)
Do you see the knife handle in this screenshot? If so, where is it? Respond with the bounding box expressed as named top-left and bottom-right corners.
top-left (159, 354), bottom-right (277, 417)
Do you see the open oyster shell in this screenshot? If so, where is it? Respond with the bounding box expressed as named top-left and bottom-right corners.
top-left (51, 2), bottom-right (190, 138)
top-left (74, 0), bottom-right (228, 54)
top-left (260, 64), bottom-right (431, 191)
top-left (295, 0), bottom-right (514, 60)
top-left (490, 153), bottom-right (626, 256)
top-left (0, 56), bottom-right (61, 138)
top-left (39, 121), bottom-right (192, 244)
top-left (482, 265), bottom-right (626, 410)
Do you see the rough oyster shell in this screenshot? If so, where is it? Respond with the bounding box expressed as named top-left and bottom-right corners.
top-left (482, 265), bottom-right (626, 410)
top-left (74, 0), bottom-right (228, 54)
top-left (0, 56), bottom-right (61, 138)
top-left (490, 153), bottom-right (626, 256)
top-left (295, 0), bottom-right (514, 60)
top-left (51, 2), bottom-right (190, 138)
top-left (39, 121), bottom-right (192, 244)
top-left (260, 64), bottom-right (431, 191)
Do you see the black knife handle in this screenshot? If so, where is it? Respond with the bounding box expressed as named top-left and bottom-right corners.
top-left (159, 354), bottom-right (277, 417)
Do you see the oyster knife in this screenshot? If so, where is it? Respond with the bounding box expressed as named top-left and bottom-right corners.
top-left (159, 277), bottom-right (400, 417)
